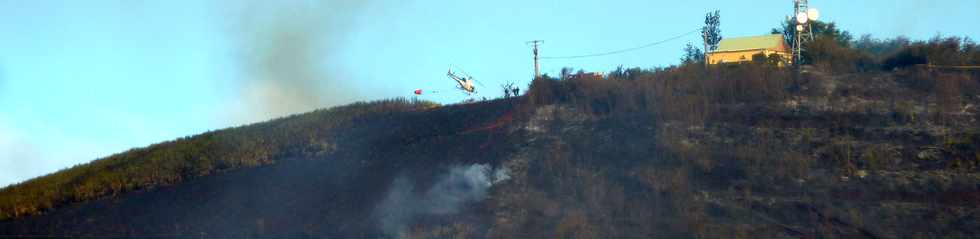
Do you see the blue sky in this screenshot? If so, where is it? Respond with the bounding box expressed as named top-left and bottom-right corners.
top-left (1, 0), bottom-right (977, 187)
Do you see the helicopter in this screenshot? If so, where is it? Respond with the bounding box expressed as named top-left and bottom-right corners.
top-left (447, 67), bottom-right (481, 95)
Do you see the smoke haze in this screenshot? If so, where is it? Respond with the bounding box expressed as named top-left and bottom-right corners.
top-left (227, 1), bottom-right (368, 123)
top-left (0, 122), bottom-right (43, 187)
top-left (0, 65), bottom-right (5, 94)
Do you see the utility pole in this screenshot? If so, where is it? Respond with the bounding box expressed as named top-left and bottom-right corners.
top-left (702, 31), bottom-right (709, 67)
top-left (527, 40), bottom-right (543, 79)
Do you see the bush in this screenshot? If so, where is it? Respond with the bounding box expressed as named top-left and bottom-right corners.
top-left (807, 36), bottom-right (877, 72)
top-left (882, 43), bottom-right (930, 70)
top-left (852, 34), bottom-right (911, 61)
top-left (882, 36), bottom-right (979, 70)
top-left (521, 63), bottom-right (792, 125)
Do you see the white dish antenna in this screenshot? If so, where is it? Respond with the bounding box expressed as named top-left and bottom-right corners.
top-left (796, 24), bottom-right (804, 32)
top-left (807, 8), bottom-right (820, 21)
top-left (796, 12), bottom-right (809, 24)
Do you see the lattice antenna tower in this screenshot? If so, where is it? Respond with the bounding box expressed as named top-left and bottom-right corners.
top-left (793, 0), bottom-right (819, 65)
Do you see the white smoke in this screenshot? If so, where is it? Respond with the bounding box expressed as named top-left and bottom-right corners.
top-left (375, 163), bottom-right (510, 237)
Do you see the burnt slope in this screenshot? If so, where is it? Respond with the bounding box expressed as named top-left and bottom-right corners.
top-left (1, 64), bottom-right (978, 238)
top-left (0, 98), bottom-right (520, 237)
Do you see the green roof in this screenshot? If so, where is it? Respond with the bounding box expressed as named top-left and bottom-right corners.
top-left (713, 34), bottom-right (786, 52)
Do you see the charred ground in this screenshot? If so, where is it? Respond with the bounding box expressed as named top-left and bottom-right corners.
top-left (1, 64), bottom-right (978, 238)
top-left (1, 36), bottom-right (979, 238)
top-left (0, 99), bottom-right (520, 237)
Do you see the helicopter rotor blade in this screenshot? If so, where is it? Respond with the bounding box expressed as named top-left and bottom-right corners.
top-left (473, 78), bottom-right (486, 88)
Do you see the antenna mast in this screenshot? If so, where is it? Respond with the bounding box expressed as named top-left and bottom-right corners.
top-left (527, 40), bottom-right (543, 79)
top-left (793, 0), bottom-right (819, 65)
top-left (793, 0), bottom-right (804, 65)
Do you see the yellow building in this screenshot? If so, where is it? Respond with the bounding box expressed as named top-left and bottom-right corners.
top-left (706, 34), bottom-right (791, 65)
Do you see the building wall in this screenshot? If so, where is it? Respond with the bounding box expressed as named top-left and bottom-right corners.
top-left (707, 49), bottom-right (791, 66)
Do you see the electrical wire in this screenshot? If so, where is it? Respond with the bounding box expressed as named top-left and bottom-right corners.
top-left (926, 64), bottom-right (980, 69)
top-left (540, 28), bottom-right (701, 60)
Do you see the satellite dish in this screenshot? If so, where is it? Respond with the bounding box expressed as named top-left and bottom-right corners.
top-left (796, 24), bottom-right (804, 32)
top-left (796, 12), bottom-right (809, 24)
top-left (807, 8), bottom-right (820, 21)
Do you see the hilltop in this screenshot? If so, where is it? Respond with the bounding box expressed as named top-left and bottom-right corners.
top-left (2, 32), bottom-right (980, 238)
top-left (0, 60), bottom-right (977, 237)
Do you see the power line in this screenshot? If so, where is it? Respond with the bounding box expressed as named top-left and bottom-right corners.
top-left (926, 64), bottom-right (980, 69)
top-left (540, 28), bottom-right (701, 60)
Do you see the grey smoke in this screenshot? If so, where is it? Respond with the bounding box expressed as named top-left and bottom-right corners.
top-left (375, 164), bottom-right (510, 237)
top-left (228, 1), bottom-right (367, 123)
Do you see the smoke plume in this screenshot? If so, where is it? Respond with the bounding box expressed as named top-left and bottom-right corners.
top-left (0, 122), bottom-right (44, 187)
top-left (375, 164), bottom-right (510, 237)
top-left (228, 1), bottom-right (367, 123)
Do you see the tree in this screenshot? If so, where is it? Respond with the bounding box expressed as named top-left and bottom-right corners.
top-left (608, 66), bottom-right (643, 81)
top-left (701, 10), bottom-right (722, 53)
top-left (560, 67), bottom-right (574, 80)
top-left (772, 19), bottom-right (853, 50)
top-left (772, 19), bottom-right (853, 65)
top-left (681, 42), bottom-right (705, 65)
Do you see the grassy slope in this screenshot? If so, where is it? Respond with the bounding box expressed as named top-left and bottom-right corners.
top-left (0, 97), bottom-right (519, 237)
top-left (0, 98), bottom-right (449, 219)
top-left (1, 63), bottom-right (978, 238)
top-left (0, 98), bottom-right (519, 237)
